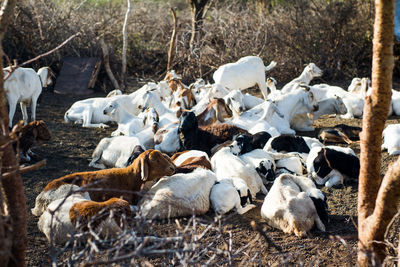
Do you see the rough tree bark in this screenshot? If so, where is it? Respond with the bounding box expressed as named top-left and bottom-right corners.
top-left (167, 8), bottom-right (177, 72)
top-left (121, 0), bottom-right (132, 92)
top-left (358, 0), bottom-right (396, 266)
top-left (188, 0), bottom-right (210, 53)
top-left (0, 1), bottom-right (28, 266)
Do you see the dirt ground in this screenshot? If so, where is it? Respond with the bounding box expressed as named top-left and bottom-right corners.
top-left (16, 85), bottom-right (400, 266)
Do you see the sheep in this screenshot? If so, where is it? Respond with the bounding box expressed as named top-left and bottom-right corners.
top-left (318, 124), bottom-right (361, 144)
top-left (4, 66), bottom-right (53, 128)
top-left (210, 178), bottom-right (256, 215)
top-left (211, 147), bottom-right (268, 198)
top-left (139, 168), bottom-right (216, 219)
top-left (89, 136), bottom-right (144, 169)
top-left (213, 56), bottom-right (277, 100)
top-left (280, 63), bottom-right (323, 93)
top-left (290, 96), bottom-right (347, 131)
top-left (307, 146), bottom-right (359, 187)
top-left (178, 111), bottom-right (248, 156)
top-left (382, 124), bottom-right (400, 155)
top-left (38, 195), bottom-right (132, 245)
top-left (11, 120), bottom-right (51, 162)
top-left (261, 173), bottom-right (327, 237)
top-left (34, 150), bottom-right (176, 214)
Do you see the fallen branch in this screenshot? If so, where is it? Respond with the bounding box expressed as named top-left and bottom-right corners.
top-left (2, 160), bottom-right (46, 179)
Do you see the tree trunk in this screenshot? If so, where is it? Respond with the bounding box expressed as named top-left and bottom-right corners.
top-left (167, 8), bottom-right (177, 72)
top-left (0, 1), bottom-right (28, 266)
top-left (358, 0), bottom-right (396, 266)
top-left (188, 0), bottom-right (209, 53)
top-left (100, 38), bottom-right (120, 91)
top-left (121, 0), bottom-right (132, 92)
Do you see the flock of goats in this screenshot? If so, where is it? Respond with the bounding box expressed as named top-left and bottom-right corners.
top-left (4, 55), bottom-right (400, 247)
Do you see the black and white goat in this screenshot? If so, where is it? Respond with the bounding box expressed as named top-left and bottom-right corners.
top-left (306, 146), bottom-right (360, 187)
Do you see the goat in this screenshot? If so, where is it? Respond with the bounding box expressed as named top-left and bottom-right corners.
top-left (382, 124), bottom-right (400, 155)
top-left (261, 173), bottom-right (327, 237)
top-left (280, 63), bottom-right (323, 93)
top-left (213, 56), bottom-right (277, 100)
top-left (102, 99), bottom-right (147, 136)
top-left (33, 150), bottom-right (176, 216)
top-left (210, 178), bottom-right (256, 215)
top-left (89, 136), bottom-right (144, 169)
top-left (38, 195), bottom-right (131, 245)
top-left (4, 66), bottom-right (53, 127)
top-left (264, 135), bottom-right (323, 159)
top-left (318, 124), bottom-right (361, 144)
top-left (178, 111), bottom-right (248, 156)
top-left (154, 123), bottom-right (181, 154)
top-left (171, 150), bottom-right (211, 173)
top-left (223, 89), bottom-right (246, 117)
top-left (211, 147), bottom-right (268, 198)
top-left (11, 120), bottom-right (51, 162)
top-left (307, 146), bottom-right (359, 187)
top-left (290, 96), bottom-right (347, 131)
top-left (196, 98), bottom-right (233, 126)
top-left (139, 168), bottom-right (216, 219)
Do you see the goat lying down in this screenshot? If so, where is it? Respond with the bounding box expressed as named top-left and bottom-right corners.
top-left (307, 146), bottom-right (359, 187)
top-left (210, 178), bottom-right (255, 215)
top-left (11, 120), bottom-right (51, 162)
top-left (261, 173), bottom-right (327, 237)
top-left (32, 150), bottom-right (176, 216)
top-left (318, 124), bottom-right (362, 144)
top-left (139, 168), bottom-right (216, 219)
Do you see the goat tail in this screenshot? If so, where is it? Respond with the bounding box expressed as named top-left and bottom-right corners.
top-left (265, 61), bottom-right (277, 72)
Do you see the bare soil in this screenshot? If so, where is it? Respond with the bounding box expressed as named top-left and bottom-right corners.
top-left (17, 87), bottom-right (400, 266)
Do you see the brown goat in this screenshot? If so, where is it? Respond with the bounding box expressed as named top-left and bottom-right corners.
top-left (69, 197), bottom-right (132, 231)
top-left (196, 98), bottom-right (233, 126)
top-left (175, 156), bottom-right (212, 174)
top-left (12, 120), bottom-right (51, 161)
top-left (43, 149), bottom-right (176, 204)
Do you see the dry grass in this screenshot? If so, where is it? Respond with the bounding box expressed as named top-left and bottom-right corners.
top-left (3, 0), bottom-right (381, 90)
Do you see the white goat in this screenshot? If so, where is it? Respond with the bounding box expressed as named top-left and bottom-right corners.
top-left (382, 124), bottom-right (400, 155)
top-left (290, 96), bottom-right (347, 131)
top-left (103, 99), bottom-right (146, 136)
top-left (139, 168), bottom-right (216, 219)
top-left (280, 63), bottom-right (323, 93)
top-left (213, 56), bottom-right (277, 100)
top-left (4, 66), bottom-right (52, 127)
top-left (261, 173), bottom-right (326, 237)
top-left (223, 89), bottom-right (246, 117)
top-left (210, 178), bottom-right (256, 215)
top-left (89, 136), bottom-right (143, 169)
top-left (211, 147), bottom-right (268, 198)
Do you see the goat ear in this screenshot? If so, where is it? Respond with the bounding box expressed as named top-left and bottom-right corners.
top-left (237, 189), bottom-right (241, 197)
top-left (225, 97), bottom-right (231, 106)
top-left (140, 153), bottom-right (149, 181)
